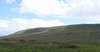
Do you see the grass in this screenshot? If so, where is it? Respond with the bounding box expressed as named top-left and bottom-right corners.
top-left (0, 44), bottom-right (100, 52)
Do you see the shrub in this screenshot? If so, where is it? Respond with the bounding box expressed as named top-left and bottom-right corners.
top-left (58, 44), bottom-right (79, 48)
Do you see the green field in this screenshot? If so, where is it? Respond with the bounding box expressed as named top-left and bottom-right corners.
top-left (0, 44), bottom-right (100, 52)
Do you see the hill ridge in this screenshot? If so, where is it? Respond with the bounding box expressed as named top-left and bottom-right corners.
top-left (2, 24), bottom-right (100, 41)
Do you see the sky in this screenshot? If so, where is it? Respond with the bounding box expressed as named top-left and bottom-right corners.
top-left (0, 0), bottom-right (100, 36)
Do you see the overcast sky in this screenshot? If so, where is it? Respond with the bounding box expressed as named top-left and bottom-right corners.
top-left (0, 0), bottom-right (100, 36)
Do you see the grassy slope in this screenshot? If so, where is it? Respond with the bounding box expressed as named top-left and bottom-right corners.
top-left (2, 24), bottom-right (100, 41)
top-left (0, 44), bottom-right (100, 52)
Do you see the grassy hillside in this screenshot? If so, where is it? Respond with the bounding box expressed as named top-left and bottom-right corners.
top-left (2, 24), bottom-right (100, 41)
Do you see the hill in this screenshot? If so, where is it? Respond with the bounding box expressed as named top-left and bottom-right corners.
top-left (2, 24), bottom-right (100, 42)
